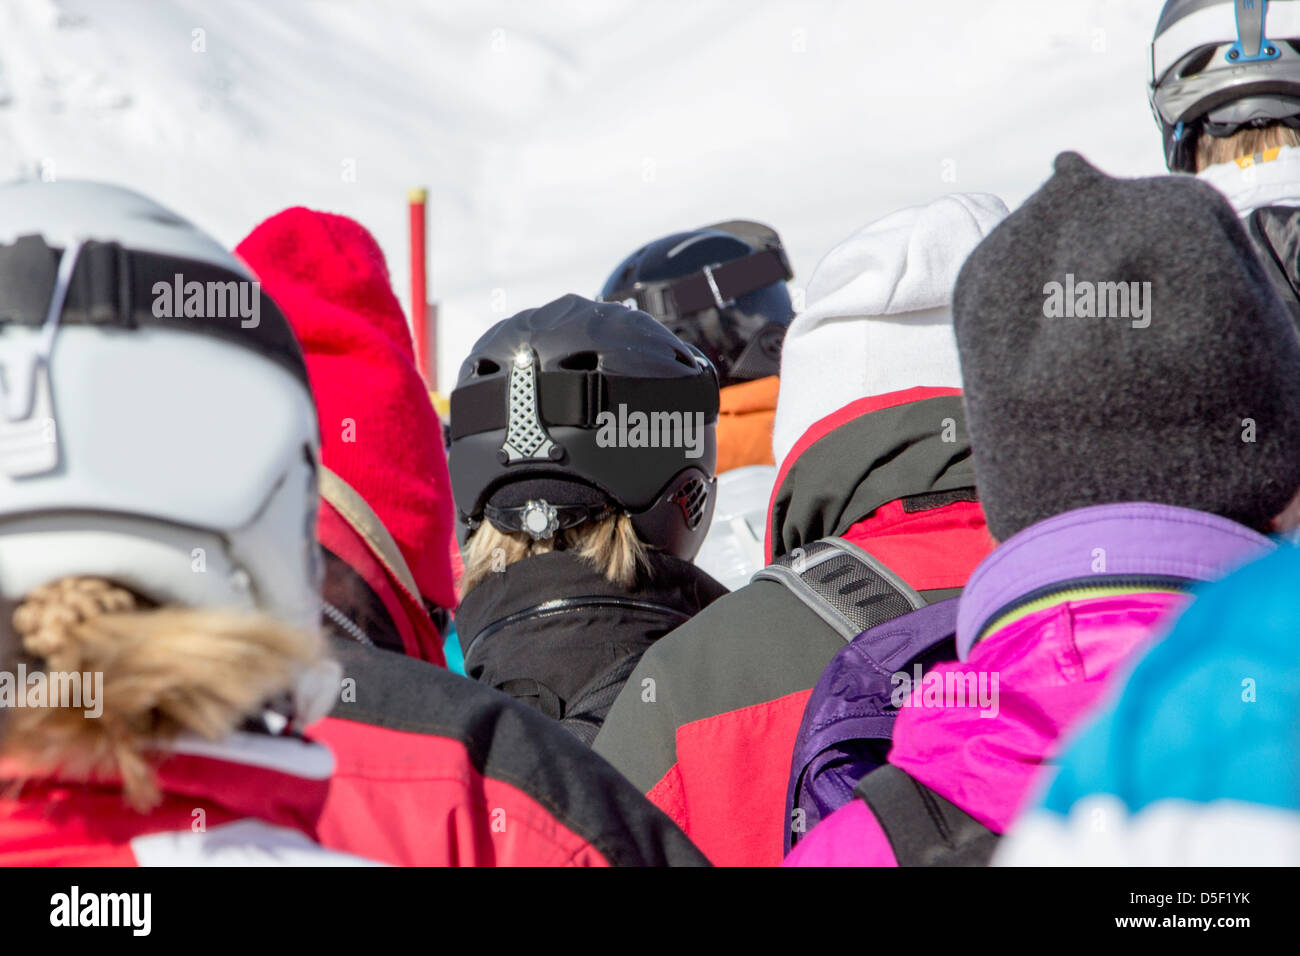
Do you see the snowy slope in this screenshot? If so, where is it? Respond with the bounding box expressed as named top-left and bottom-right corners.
top-left (0, 0), bottom-right (1168, 387)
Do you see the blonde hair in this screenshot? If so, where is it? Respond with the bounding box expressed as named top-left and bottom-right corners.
top-left (2, 576), bottom-right (325, 812)
top-left (460, 513), bottom-right (649, 598)
top-left (1195, 123), bottom-right (1300, 172)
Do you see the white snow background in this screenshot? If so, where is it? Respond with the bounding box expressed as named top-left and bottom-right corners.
top-left (0, 0), bottom-right (1168, 387)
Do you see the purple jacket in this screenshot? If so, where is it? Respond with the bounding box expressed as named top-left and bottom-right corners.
top-left (784, 502), bottom-right (1273, 866)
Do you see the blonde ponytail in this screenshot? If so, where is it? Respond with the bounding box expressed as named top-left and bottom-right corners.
top-left (460, 513), bottom-right (650, 598)
top-left (3, 576), bottom-right (325, 811)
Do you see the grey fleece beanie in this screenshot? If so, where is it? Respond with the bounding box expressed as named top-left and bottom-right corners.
top-left (953, 151), bottom-right (1300, 540)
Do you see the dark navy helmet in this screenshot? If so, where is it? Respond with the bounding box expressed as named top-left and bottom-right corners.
top-left (599, 220), bottom-right (794, 388)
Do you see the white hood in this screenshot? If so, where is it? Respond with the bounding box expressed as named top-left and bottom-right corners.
top-left (771, 192), bottom-right (1008, 467)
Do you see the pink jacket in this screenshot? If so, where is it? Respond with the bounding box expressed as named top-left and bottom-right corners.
top-left (784, 503), bottom-right (1273, 866)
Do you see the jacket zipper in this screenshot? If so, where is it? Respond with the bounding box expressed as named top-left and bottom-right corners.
top-left (463, 596), bottom-right (691, 663)
top-left (976, 574), bottom-right (1197, 644)
top-left (323, 600), bottom-right (375, 647)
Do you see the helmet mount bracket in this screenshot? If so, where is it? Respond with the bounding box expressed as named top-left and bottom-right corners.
top-left (0, 238), bottom-right (83, 478)
top-left (1227, 0), bottom-right (1278, 63)
top-left (498, 346), bottom-right (563, 464)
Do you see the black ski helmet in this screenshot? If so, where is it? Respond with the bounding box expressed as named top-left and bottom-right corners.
top-left (598, 220), bottom-right (794, 388)
top-left (448, 294), bottom-right (719, 562)
top-left (1150, 0), bottom-right (1300, 172)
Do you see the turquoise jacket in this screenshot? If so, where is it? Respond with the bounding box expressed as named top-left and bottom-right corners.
top-left (998, 543), bottom-right (1300, 865)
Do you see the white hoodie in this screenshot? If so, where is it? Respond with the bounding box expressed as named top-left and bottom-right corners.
top-left (770, 192), bottom-right (1009, 469)
top-left (693, 193), bottom-right (1009, 590)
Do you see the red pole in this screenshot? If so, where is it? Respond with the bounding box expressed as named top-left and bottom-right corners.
top-left (427, 301), bottom-right (439, 394)
top-left (408, 188), bottom-right (430, 386)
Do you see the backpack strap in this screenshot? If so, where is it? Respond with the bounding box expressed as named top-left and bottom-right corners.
top-left (752, 537), bottom-right (926, 641)
top-left (854, 764), bottom-right (999, 866)
top-left (785, 597), bottom-right (962, 853)
top-left (557, 653), bottom-right (643, 747)
top-left (495, 654), bottom-right (640, 747)
top-left (494, 678), bottom-right (566, 722)
top-left (319, 465), bottom-right (422, 603)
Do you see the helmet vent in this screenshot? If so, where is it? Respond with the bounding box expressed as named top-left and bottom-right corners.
top-left (473, 358), bottom-right (500, 377)
top-left (558, 350), bottom-right (599, 371)
top-left (1179, 46), bottom-right (1217, 78)
top-left (673, 477), bottom-right (709, 530)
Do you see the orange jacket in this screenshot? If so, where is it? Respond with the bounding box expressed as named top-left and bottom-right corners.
top-left (715, 375), bottom-right (779, 473)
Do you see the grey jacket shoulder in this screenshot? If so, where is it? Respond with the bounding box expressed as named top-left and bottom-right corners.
top-left (593, 578), bottom-right (843, 792)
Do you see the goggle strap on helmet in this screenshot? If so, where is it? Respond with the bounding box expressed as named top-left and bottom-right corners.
top-left (449, 370), bottom-right (720, 441)
top-left (0, 235), bottom-right (309, 388)
top-left (607, 246), bottom-right (793, 322)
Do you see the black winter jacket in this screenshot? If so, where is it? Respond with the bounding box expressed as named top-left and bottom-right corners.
top-left (456, 549), bottom-right (727, 744)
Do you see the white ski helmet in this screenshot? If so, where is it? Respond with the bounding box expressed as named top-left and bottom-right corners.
top-left (1151, 0), bottom-right (1300, 171)
top-left (0, 181), bottom-right (326, 714)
